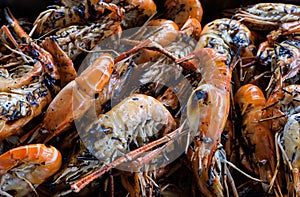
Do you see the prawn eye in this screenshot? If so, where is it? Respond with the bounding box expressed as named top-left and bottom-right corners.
top-left (194, 89), bottom-right (208, 102)
top-left (189, 89), bottom-right (209, 110)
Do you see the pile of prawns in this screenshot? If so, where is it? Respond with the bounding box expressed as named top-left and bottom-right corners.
top-left (0, 1), bottom-right (299, 196)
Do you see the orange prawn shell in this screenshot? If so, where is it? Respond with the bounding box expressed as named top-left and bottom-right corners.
top-left (189, 48), bottom-right (231, 90)
top-left (133, 19), bottom-right (179, 64)
top-left (188, 84), bottom-right (230, 145)
top-left (147, 19), bottom-right (179, 46)
top-left (41, 54), bottom-right (114, 137)
top-left (164, 0), bottom-right (203, 27)
top-left (0, 144), bottom-right (62, 184)
top-left (42, 37), bottom-right (77, 87)
top-left (128, 0), bottom-right (157, 16)
top-left (234, 84), bottom-right (266, 114)
top-left (234, 84), bottom-right (276, 191)
top-left (187, 48), bottom-right (231, 150)
top-left (180, 18), bottom-right (202, 41)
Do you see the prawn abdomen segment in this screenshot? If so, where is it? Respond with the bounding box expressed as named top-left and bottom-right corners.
top-left (0, 144), bottom-right (62, 184)
top-left (83, 94), bottom-right (176, 162)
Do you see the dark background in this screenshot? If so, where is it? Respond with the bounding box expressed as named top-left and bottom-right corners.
top-left (1, 0), bottom-right (300, 23)
top-left (201, 0), bottom-right (300, 23)
top-left (0, 0), bottom-right (53, 20)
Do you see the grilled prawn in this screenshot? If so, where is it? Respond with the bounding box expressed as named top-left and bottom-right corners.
top-left (33, 1), bottom-right (123, 36)
top-left (0, 9), bottom-right (61, 140)
top-left (26, 53), bottom-right (114, 143)
top-left (234, 84), bottom-right (278, 193)
top-left (235, 3), bottom-right (300, 32)
top-left (41, 5), bottom-right (123, 60)
top-left (183, 48), bottom-right (233, 196)
top-left (82, 94), bottom-right (176, 162)
top-left (181, 18), bottom-right (255, 196)
top-left (0, 144), bottom-right (62, 196)
top-left (283, 113), bottom-right (300, 196)
top-left (68, 94), bottom-right (176, 193)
